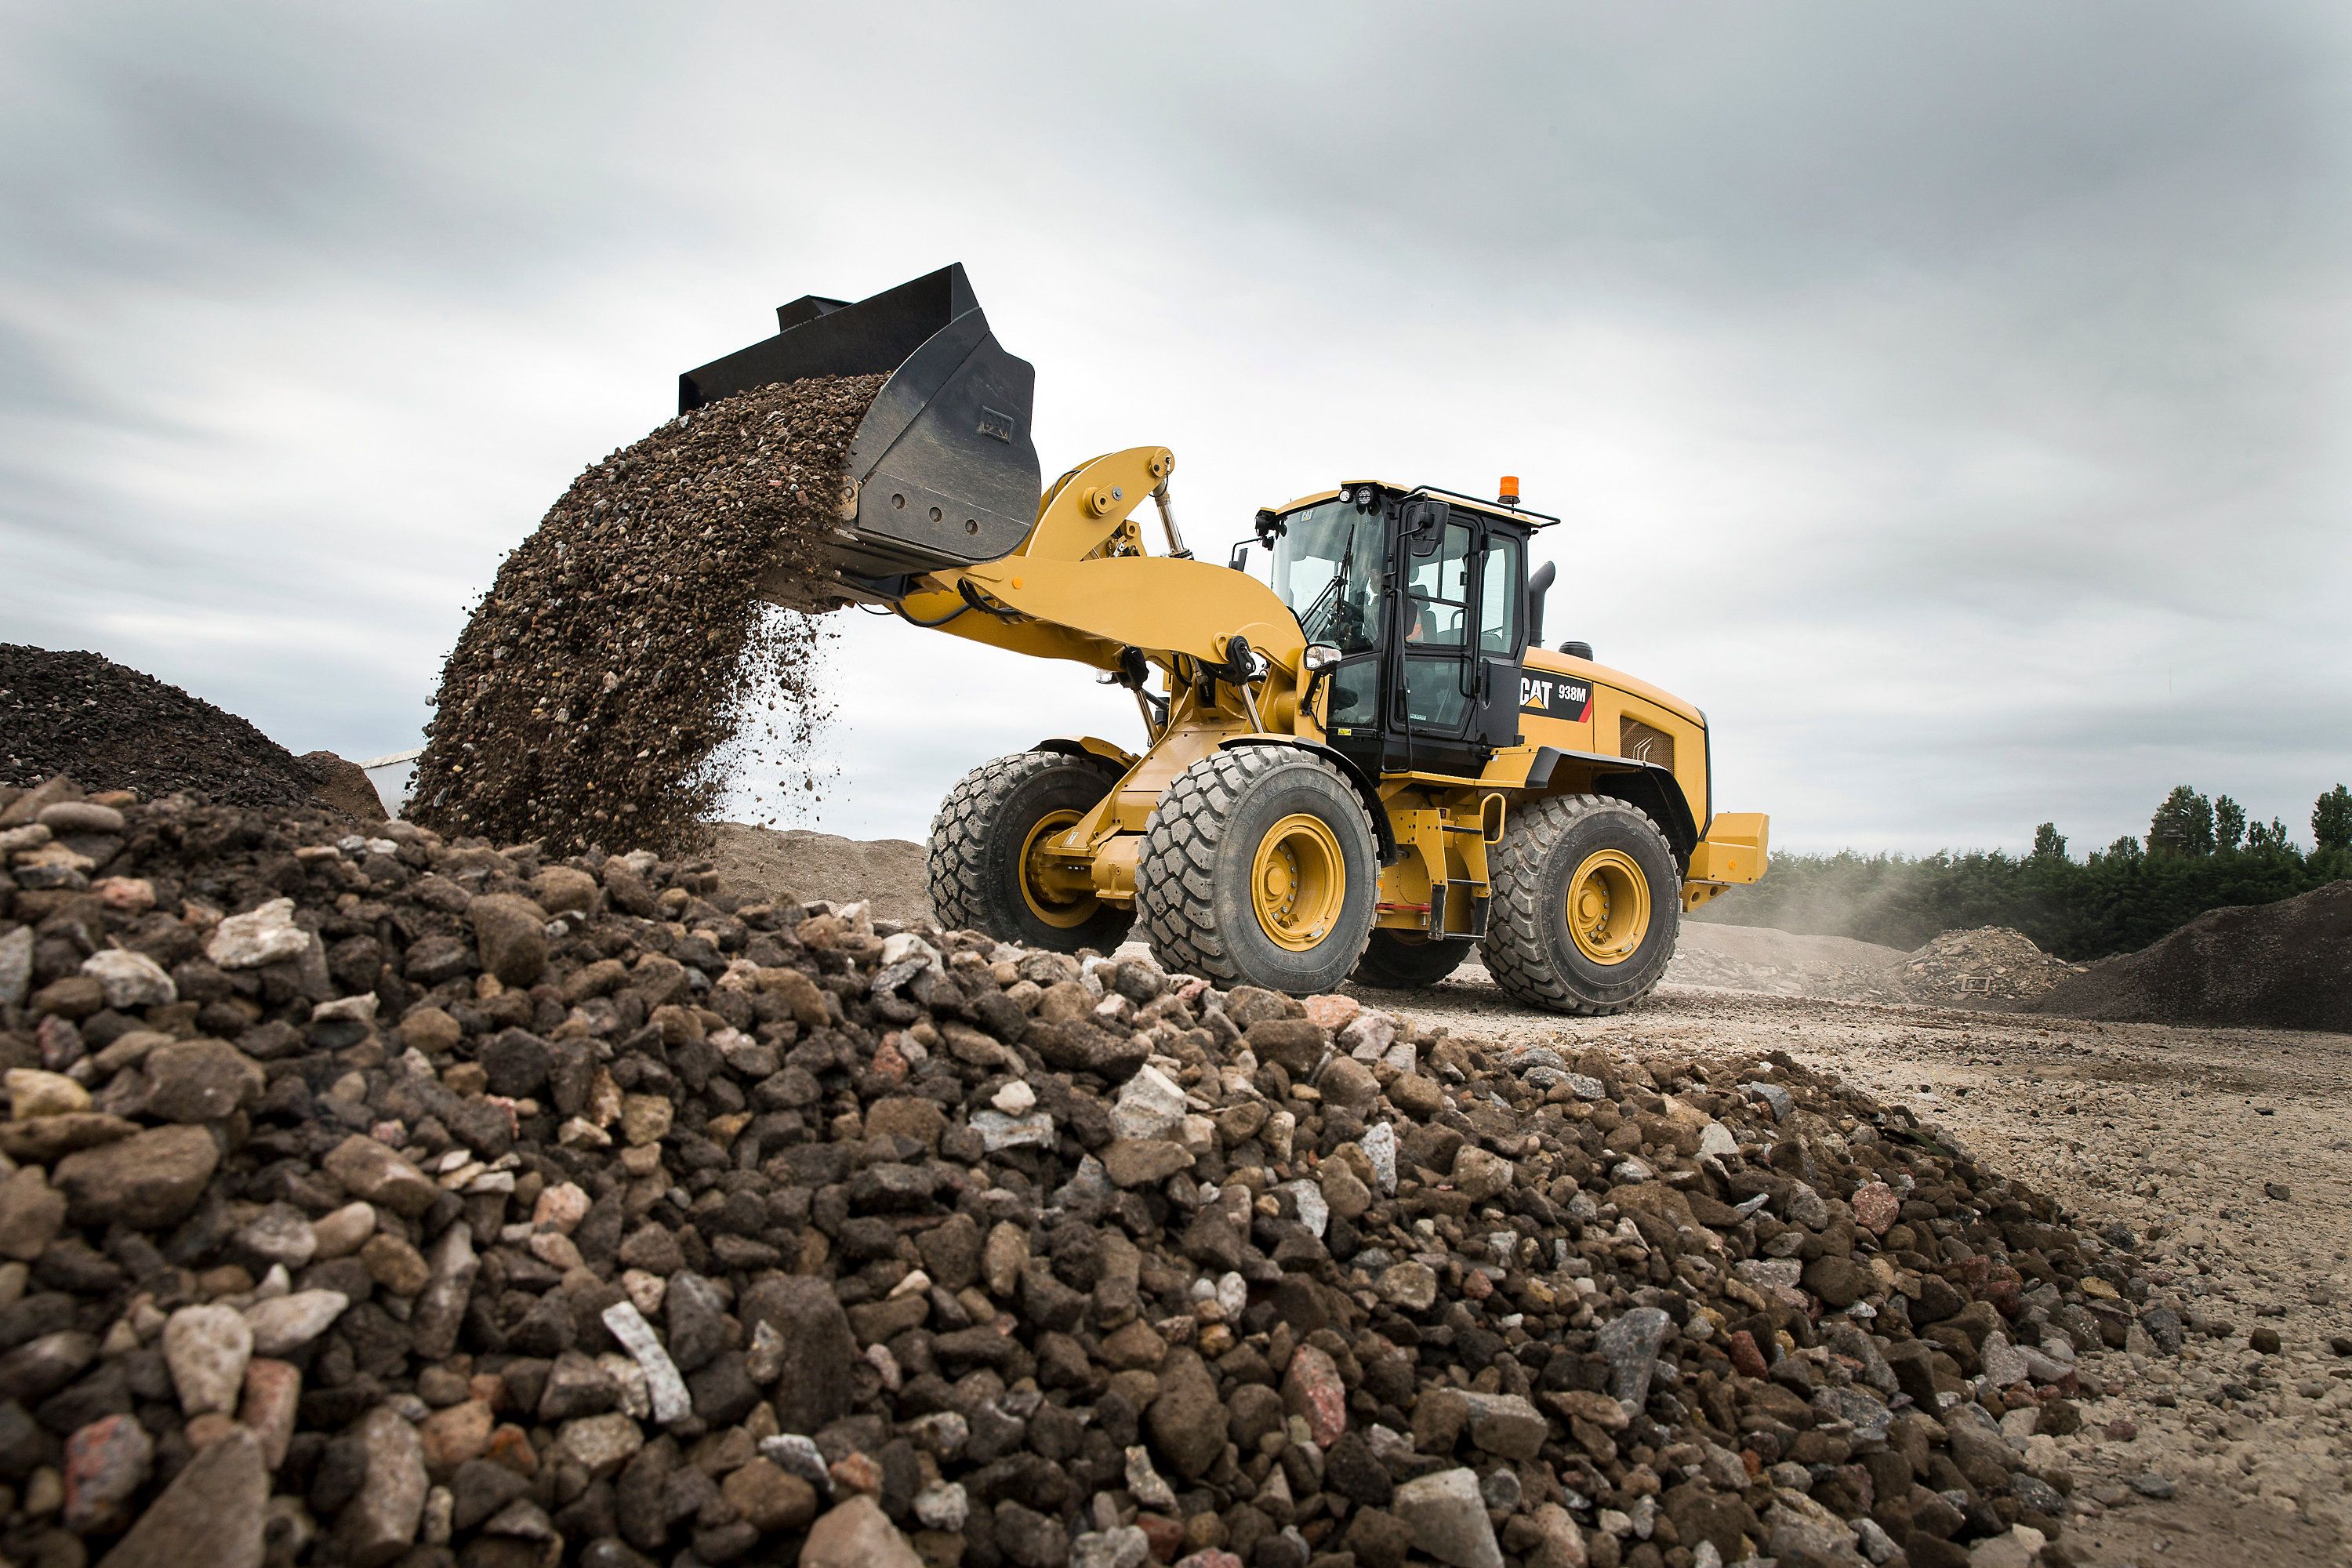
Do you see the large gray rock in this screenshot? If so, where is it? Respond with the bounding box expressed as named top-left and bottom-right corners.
top-left (96, 1426), bottom-right (267, 1568)
top-left (1394, 1467), bottom-right (1504, 1568)
top-left (338, 1406), bottom-right (427, 1568)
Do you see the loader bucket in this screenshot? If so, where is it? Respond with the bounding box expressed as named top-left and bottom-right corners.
top-left (679, 263), bottom-right (1041, 592)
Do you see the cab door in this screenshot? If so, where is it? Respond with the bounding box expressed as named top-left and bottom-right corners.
top-left (1381, 506), bottom-right (1524, 772)
top-left (1471, 527), bottom-right (1526, 754)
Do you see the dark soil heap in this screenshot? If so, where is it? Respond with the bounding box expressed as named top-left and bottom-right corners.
top-left (0, 774), bottom-right (2169, 1568)
top-left (2032, 879), bottom-right (2352, 1033)
top-left (410, 376), bottom-right (885, 858)
top-left (0, 645), bottom-right (325, 812)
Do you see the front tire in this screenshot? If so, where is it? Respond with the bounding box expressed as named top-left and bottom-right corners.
top-left (1135, 747), bottom-right (1378, 994)
top-left (1351, 930), bottom-right (1474, 990)
top-left (1481, 794), bottom-right (1679, 1014)
top-left (928, 752), bottom-right (1132, 952)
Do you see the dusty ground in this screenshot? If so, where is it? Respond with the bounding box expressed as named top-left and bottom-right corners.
top-left (1345, 952), bottom-right (2352, 1567)
top-left (702, 822), bottom-right (931, 925)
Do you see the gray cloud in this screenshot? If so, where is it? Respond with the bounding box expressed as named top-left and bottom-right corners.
top-left (2, 0), bottom-right (2346, 858)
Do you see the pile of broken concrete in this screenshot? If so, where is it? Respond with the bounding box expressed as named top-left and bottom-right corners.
top-left (0, 775), bottom-right (2176, 1568)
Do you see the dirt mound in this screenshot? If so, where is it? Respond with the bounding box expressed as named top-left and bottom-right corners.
top-left (2032, 878), bottom-right (2352, 1031)
top-left (1665, 922), bottom-right (1909, 1000)
top-left (1893, 926), bottom-right (2084, 1007)
top-left (704, 822), bottom-right (930, 925)
top-left (408, 374), bottom-right (883, 856)
top-left (0, 643), bottom-right (335, 811)
top-left (0, 788), bottom-right (2154, 1568)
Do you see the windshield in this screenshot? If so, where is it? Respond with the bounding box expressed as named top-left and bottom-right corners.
top-left (1270, 499), bottom-right (1388, 654)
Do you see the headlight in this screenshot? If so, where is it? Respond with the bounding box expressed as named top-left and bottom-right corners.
top-left (1303, 644), bottom-right (1341, 671)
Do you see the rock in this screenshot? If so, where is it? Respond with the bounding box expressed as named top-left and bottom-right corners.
top-left (164, 1304), bottom-right (253, 1416)
top-left (1849, 1181), bottom-right (1899, 1234)
top-left (1282, 1344), bottom-right (1348, 1446)
top-left (324, 1135), bottom-right (439, 1216)
top-left (55, 1123), bottom-right (219, 1228)
top-left (0, 927), bottom-right (32, 1009)
top-left (1451, 1147), bottom-right (1514, 1202)
top-left (800, 1494), bottom-right (925, 1568)
top-left (6, 1069), bottom-right (90, 1120)
top-left (1319, 1054), bottom-right (1379, 1109)
top-left (971, 1108), bottom-right (1055, 1150)
top-left (410, 1222), bottom-right (478, 1359)
top-left (1320, 1159), bottom-right (1372, 1221)
top-left (244, 1290), bottom-right (349, 1355)
top-left (94, 1425), bottom-right (267, 1568)
top-left (1379, 1261), bottom-right (1439, 1312)
top-left (1073, 1525), bottom-right (1152, 1568)
top-left (1247, 1018), bottom-right (1325, 1075)
top-left (1388, 1073), bottom-right (1445, 1119)
top-left (1100, 1138), bottom-right (1193, 1187)
top-left (205, 899), bottom-right (308, 969)
top-left (0, 1167), bottom-right (65, 1261)
top-left (601, 1300), bottom-right (692, 1423)
top-left (1361, 1120), bottom-right (1398, 1192)
top-left (340, 1406), bottom-right (429, 1568)
top-left (1147, 1349), bottom-right (1226, 1479)
top-left (142, 1039), bottom-right (263, 1123)
top-left (469, 895), bottom-right (551, 986)
top-left (63, 1414), bottom-right (153, 1532)
top-left (1597, 1306), bottom-right (1671, 1408)
top-left (721, 1457), bottom-right (818, 1532)
top-left (1460, 1392), bottom-right (1548, 1461)
top-left (556, 1413), bottom-right (644, 1476)
top-left (236, 1203), bottom-right (318, 1270)
top-left (532, 865), bottom-right (601, 916)
top-left (81, 949), bottom-right (176, 1009)
top-left (1805, 1254), bottom-right (1873, 1309)
top-left (1112, 1065), bottom-right (1189, 1141)
top-left (743, 1276), bottom-right (855, 1435)
top-left (1393, 1467), bottom-right (1504, 1568)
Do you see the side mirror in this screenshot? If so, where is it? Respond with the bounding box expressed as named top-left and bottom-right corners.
top-left (1229, 543), bottom-right (1250, 572)
top-left (1399, 498), bottom-right (1450, 554)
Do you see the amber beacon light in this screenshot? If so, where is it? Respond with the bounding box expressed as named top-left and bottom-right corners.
top-left (1497, 475), bottom-right (1521, 506)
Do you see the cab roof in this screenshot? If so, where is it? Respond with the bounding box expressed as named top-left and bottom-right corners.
top-left (1265, 482), bottom-right (1560, 530)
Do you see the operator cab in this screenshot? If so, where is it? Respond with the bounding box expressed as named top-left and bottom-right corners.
top-left (1241, 481), bottom-right (1555, 777)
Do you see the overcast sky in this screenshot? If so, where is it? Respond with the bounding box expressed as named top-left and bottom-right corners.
top-left (4, 2), bottom-right (2347, 855)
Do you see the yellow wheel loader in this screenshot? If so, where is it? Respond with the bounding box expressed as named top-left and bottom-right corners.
top-left (684, 267), bottom-right (1769, 1012)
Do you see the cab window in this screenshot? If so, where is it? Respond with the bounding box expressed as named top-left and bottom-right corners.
top-left (1478, 533), bottom-right (1523, 655)
top-left (1405, 523), bottom-right (1471, 648)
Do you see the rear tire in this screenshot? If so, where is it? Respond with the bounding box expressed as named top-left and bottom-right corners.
top-left (927, 752), bottom-right (1132, 953)
top-left (1351, 930), bottom-right (1474, 990)
top-left (1135, 747), bottom-right (1378, 994)
top-left (1481, 794), bottom-right (1679, 1014)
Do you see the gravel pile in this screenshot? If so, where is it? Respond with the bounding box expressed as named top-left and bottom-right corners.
top-left (2031, 880), bottom-right (2352, 1033)
top-left (1889, 931), bottom-right (2082, 1011)
top-left (0, 646), bottom-right (353, 816)
top-left (0, 773), bottom-right (2172, 1568)
top-left (409, 376), bottom-right (884, 858)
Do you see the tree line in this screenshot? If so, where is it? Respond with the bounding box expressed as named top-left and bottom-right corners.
top-left (1693, 784), bottom-right (2352, 961)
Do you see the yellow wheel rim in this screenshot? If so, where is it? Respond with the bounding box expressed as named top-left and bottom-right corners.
top-left (1566, 848), bottom-right (1650, 964)
top-left (1018, 809), bottom-right (1099, 930)
top-left (1251, 813), bottom-right (1345, 951)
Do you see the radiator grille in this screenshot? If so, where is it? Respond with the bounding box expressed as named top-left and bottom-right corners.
top-left (1620, 717), bottom-right (1675, 773)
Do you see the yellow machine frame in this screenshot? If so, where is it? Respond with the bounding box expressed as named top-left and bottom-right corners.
top-left (871, 446), bottom-right (1768, 935)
